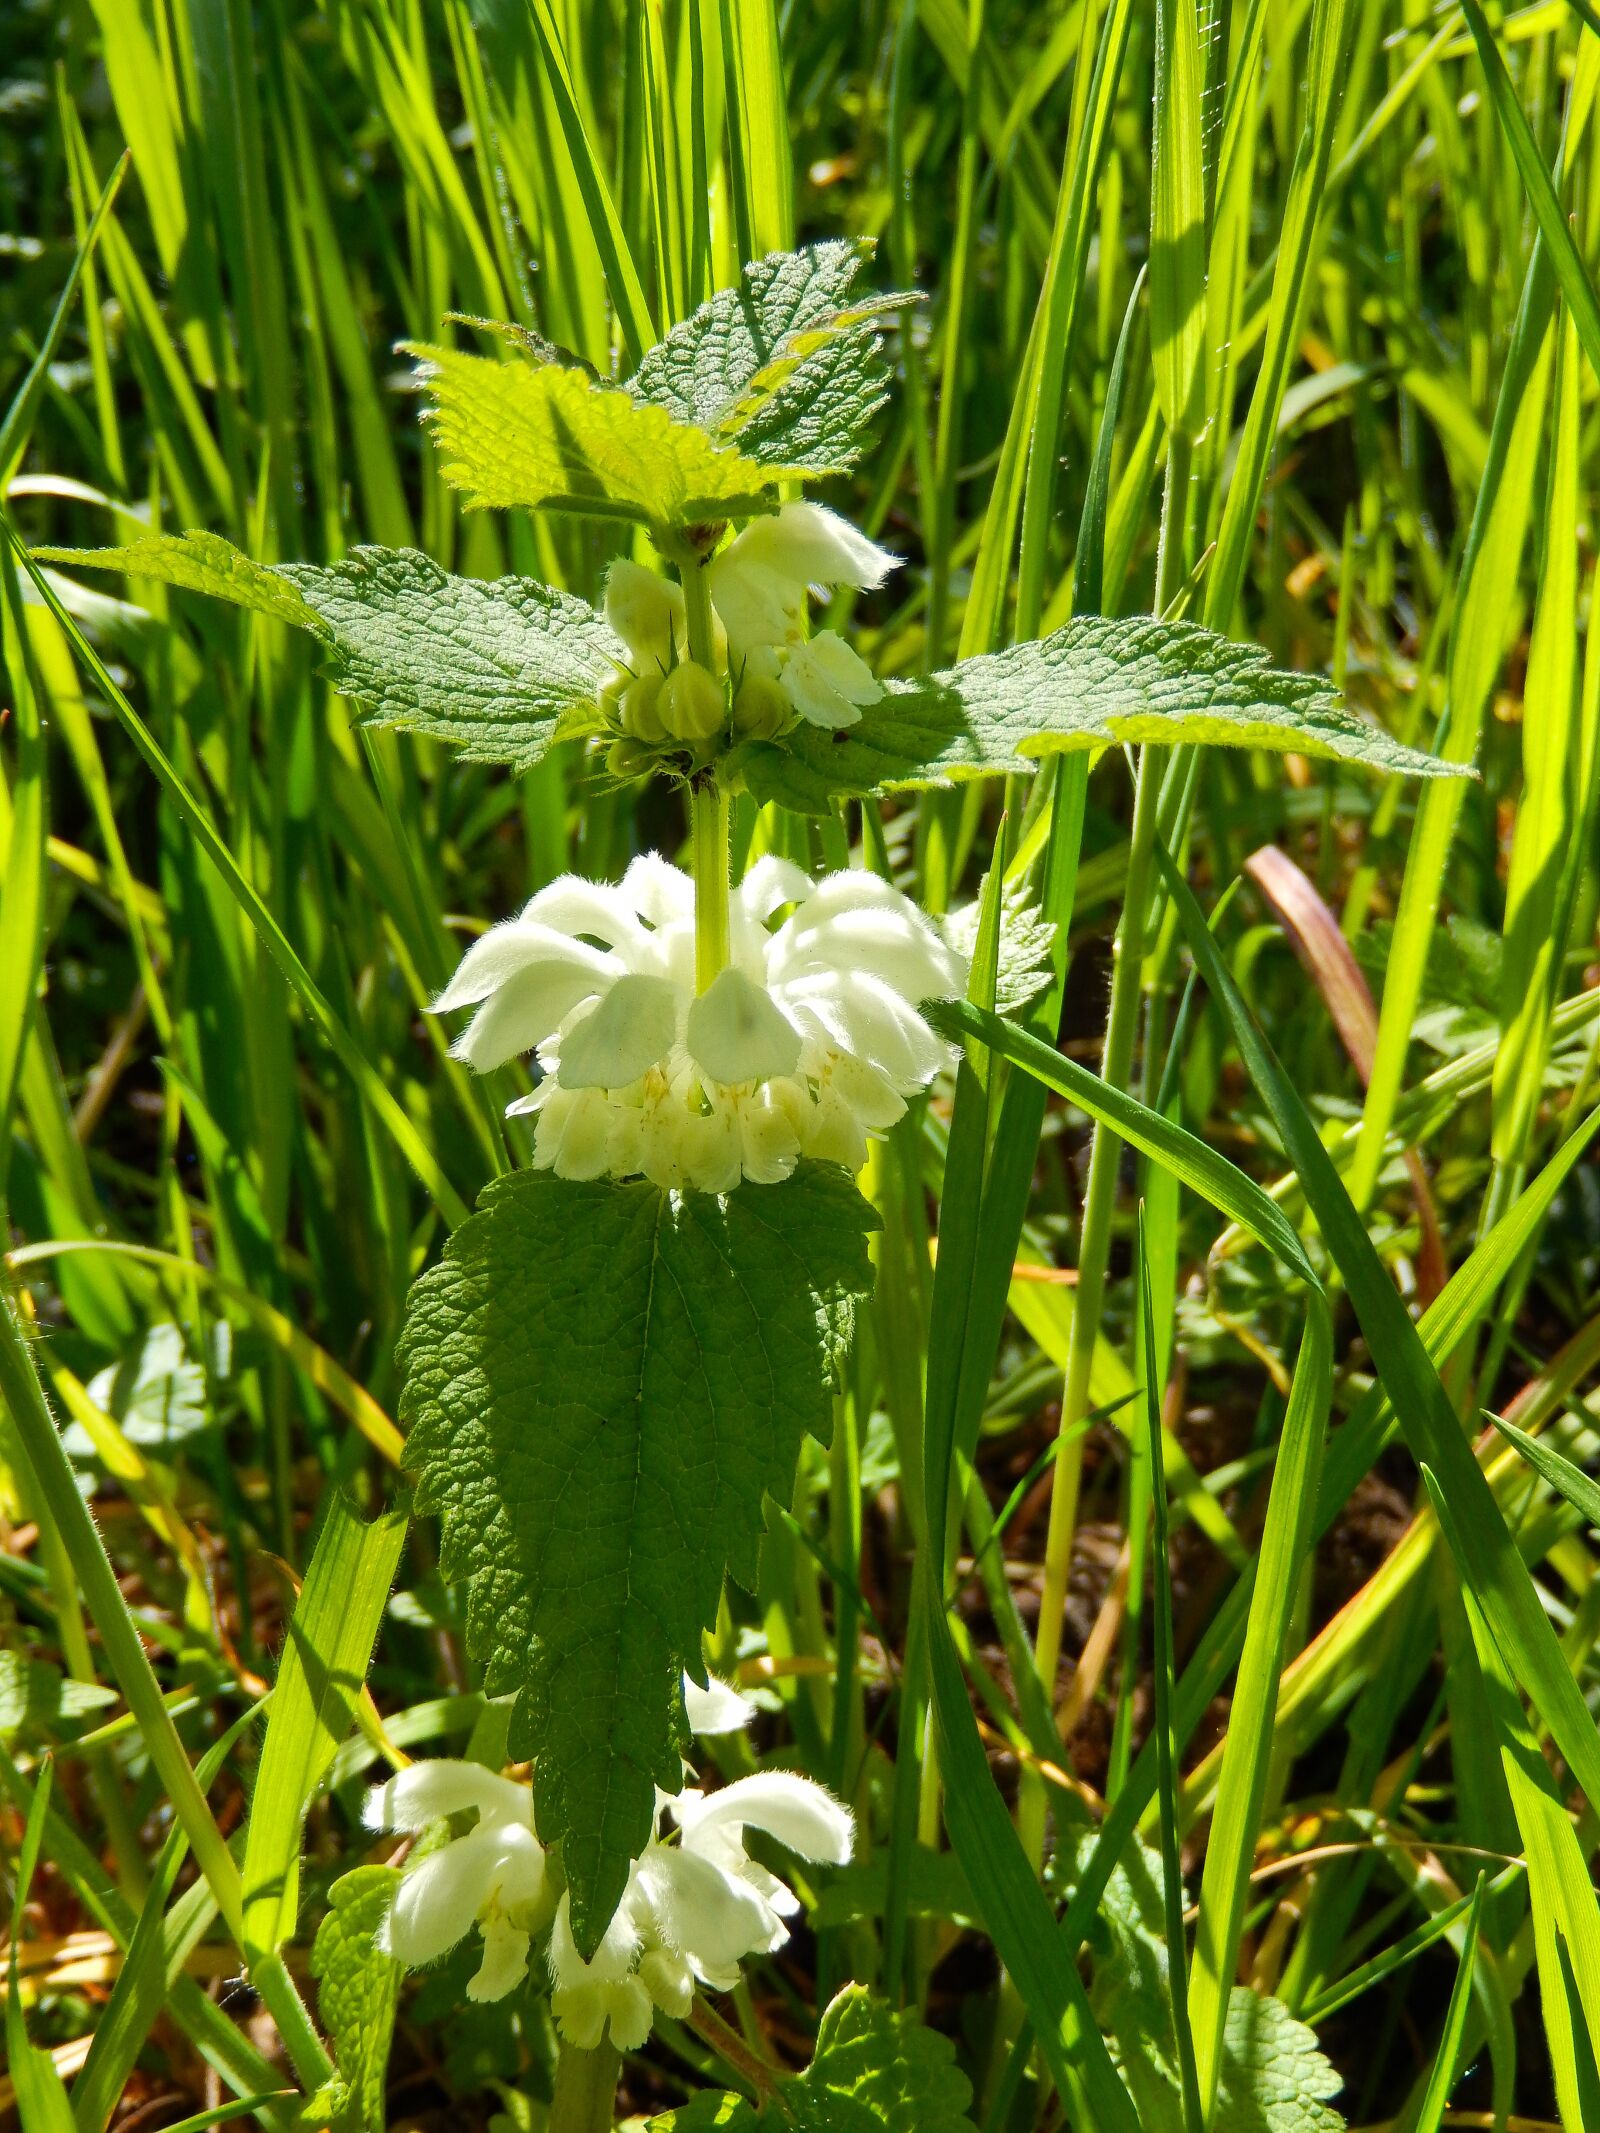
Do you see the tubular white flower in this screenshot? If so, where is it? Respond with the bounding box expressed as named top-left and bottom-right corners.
top-left (434, 855), bottom-right (967, 1189)
top-left (547, 1678), bottom-right (854, 2050)
top-left (777, 631), bottom-right (882, 729)
top-left (708, 503), bottom-right (897, 657)
top-left (364, 1757), bottom-right (553, 2004)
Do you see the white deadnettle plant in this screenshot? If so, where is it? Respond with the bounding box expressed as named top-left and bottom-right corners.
top-left (364, 1676), bottom-right (853, 2045)
top-left (433, 852), bottom-right (966, 1190)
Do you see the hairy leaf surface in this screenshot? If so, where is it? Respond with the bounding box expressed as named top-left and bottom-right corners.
top-left (1074, 1836), bottom-right (1345, 2133)
top-left (397, 1166), bottom-right (876, 1951)
top-left (32, 531), bottom-right (326, 632)
top-left (627, 240), bottom-right (915, 475)
top-left (404, 344), bottom-right (797, 528)
top-left (281, 548), bottom-right (619, 767)
top-left (737, 618), bottom-right (1464, 813)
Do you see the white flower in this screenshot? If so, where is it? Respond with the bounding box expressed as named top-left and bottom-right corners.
top-left (777, 631), bottom-right (882, 729)
top-left (548, 1691), bottom-right (854, 2050)
top-left (364, 1759), bottom-right (553, 2003)
top-left (433, 855), bottom-right (967, 1189)
top-left (708, 502), bottom-right (897, 657)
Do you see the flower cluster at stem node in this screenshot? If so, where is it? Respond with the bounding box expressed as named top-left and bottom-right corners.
top-left (433, 854), bottom-right (967, 1191)
top-left (595, 501), bottom-right (898, 774)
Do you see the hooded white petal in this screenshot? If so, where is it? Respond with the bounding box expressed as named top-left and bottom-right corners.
top-left (364, 1758), bottom-right (533, 1835)
top-left (633, 1845), bottom-right (782, 1981)
top-left (685, 966), bottom-right (802, 1086)
top-left (443, 857), bottom-right (966, 1188)
top-left (683, 1672), bottom-right (757, 1735)
top-left (380, 1821), bottom-right (506, 1968)
top-left (707, 553), bottom-right (805, 655)
top-left (721, 503), bottom-right (898, 593)
top-left (521, 875), bottom-right (662, 961)
top-left (605, 559), bottom-right (685, 672)
top-left (675, 1770), bottom-right (855, 1868)
top-left (557, 972), bottom-right (682, 1090)
top-left (779, 632), bottom-right (882, 729)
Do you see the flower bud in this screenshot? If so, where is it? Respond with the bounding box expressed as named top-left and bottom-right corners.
top-left (606, 737), bottom-right (656, 780)
top-left (620, 673), bottom-right (667, 742)
top-left (732, 672), bottom-right (792, 741)
top-left (605, 559), bottom-right (685, 670)
top-left (596, 672), bottom-right (628, 728)
top-left (657, 660), bottom-right (726, 741)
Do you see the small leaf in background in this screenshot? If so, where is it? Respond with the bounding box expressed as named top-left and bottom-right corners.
top-left (0, 1651), bottom-right (117, 1743)
top-left (403, 344), bottom-right (798, 529)
top-left (941, 884), bottom-right (1057, 1019)
top-left (739, 616), bottom-right (1463, 813)
top-left (650, 1984), bottom-right (977, 2131)
top-left (1074, 1836), bottom-right (1345, 2133)
top-left (68, 1319), bottom-right (227, 1458)
top-left (397, 1164), bottom-right (876, 1952)
top-left (626, 239), bottom-right (916, 475)
top-left (305, 1866), bottom-right (405, 2133)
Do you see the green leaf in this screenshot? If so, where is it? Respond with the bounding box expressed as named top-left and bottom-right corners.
top-left (942, 885), bottom-right (1057, 1019)
top-left (280, 548), bottom-right (619, 769)
top-left (396, 1164), bottom-right (876, 1952)
top-left (738, 618), bottom-right (1463, 814)
top-left (1078, 1837), bottom-right (1345, 2133)
top-left (626, 240), bottom-right (915, 475)
top-left (31, 531), bottom-right (327, 632)
top-left (651, 1986), bottom-right (976, 2132)
top-left (241, 1495), bottom-right (409, 1962)
top-left (403, 343), bottom-right (799, 530)
top-left (1489, 1412), bottom-right (1600, 1531)
top-left (787, 1986), bottom-right (977, 2132)
top-left (304, 1867), bottom-right (405, 2133)
top-left (0, 1653), bottom-right (117, 1743)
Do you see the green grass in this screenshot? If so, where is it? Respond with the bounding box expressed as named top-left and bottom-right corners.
top-left (4, 1), bottom-right (1600, 2127)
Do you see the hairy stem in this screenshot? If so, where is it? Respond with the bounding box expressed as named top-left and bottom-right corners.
top-left (550, 2039), bottom-right (621, 2133)
top-left (689, 1995), bottom-right (782, 2103)
top-left (692, 777), bottom-right (731, 993)
top-left (677, 551), bottom-right (732, 995)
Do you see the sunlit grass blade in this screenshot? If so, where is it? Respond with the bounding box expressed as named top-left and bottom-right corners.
top-left (7, 1765), bottom-right (77, 2133)
top-left (1413, 1873), bottom-right (1486, 2133)
top-left (1460, 0), bottom-right (1600, 381)
top-left (1421, 1466), bottom-right (1600, 2125)
top-left (525, 0), bottom-right (657, 363)
top-left (1137, 1206), bottom-right (1204, 2133)
top-left (1185, 1301), bottom-right (1331, 2119)
top-left (241, 1491), bottom-right (409, 1961)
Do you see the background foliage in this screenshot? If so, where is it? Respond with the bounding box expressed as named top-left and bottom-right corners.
top-left (3, 0), bottom-right (1600, 2128)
